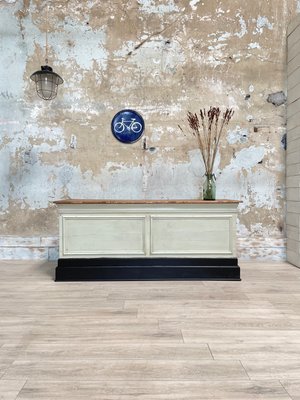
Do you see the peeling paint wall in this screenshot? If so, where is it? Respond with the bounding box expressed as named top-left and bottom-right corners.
top-left (0, 0), bottom-right (298, 260)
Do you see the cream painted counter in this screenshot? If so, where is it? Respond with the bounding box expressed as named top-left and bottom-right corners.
top-left (54, 199), bottom-right (240, 281)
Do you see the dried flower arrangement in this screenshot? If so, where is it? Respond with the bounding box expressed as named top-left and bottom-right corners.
top-left (180, 107), bottom-right (234, 200)
top-left (186, 107), bottom-right (234, 175)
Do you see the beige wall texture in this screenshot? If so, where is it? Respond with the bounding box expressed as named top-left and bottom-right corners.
top-left (0, 0), bottom-right (298, 260)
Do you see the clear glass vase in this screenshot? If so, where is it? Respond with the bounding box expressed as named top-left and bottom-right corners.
top-left (203, 174), bottom-right (216, 200)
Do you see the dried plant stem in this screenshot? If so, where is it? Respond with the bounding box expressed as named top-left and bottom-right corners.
top-left (211, 119), bottom-right (225, 173)
top-left (195, 125), bottom-right (208, 172)
top-left (186, 107), bottom-right (234, 175)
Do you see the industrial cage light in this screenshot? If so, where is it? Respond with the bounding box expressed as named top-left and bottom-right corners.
top-left (30, 5), bottom-right (63, 100)
top-left (30, 65), bottom-right (63, 100)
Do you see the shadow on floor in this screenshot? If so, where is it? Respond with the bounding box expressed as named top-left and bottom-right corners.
top-left (37, 260), bottom-right (56, 281)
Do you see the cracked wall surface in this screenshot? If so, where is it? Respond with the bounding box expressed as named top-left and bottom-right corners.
top-left (0, 0), bottom-right (298, 259)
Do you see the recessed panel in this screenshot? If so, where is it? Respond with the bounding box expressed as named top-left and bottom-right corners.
top-left (62, 216), bottom-right (145, 257)
top-left (151, 216), bottom-right (232, 256)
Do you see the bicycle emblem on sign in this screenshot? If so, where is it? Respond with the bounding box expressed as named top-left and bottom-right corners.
top-left (111, 109), bottom-right (145, 143)
top-left (113, 118), bottom-right (143, 134)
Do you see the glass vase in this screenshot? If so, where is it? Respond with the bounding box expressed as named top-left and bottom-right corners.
top-left (203, 174), bottom-right (216, 200)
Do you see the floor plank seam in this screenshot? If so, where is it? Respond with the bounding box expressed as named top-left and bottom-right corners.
top-left (0, 343), bottom-right (28, 382)
top-left (279, 380), bottom-right (294, 400)
top-left (179, 328), bottom-right (185, 343)
top-left (15, 378), bottom-right (28, 400)
top-left (238, 360), bottom-right (252, 381)
top-left (207, 344), bottom-right (215, 360)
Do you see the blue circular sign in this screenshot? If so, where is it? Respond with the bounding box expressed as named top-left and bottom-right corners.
top-left (111, 109), bottom-right (145, 143)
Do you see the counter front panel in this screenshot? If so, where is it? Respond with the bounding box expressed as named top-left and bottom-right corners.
top-left (54, 200), bottom-right (240, 281)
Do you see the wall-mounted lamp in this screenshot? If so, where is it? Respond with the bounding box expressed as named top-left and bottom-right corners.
top-left (30, 5), bottom-right (63, 100)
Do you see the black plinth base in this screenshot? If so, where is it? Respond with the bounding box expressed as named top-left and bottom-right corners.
top-left (55, 257), bottom-right (240, 281)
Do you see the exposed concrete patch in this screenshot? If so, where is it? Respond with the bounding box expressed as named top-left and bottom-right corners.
top-left (248, 169), bottom-right (280, 209)
top-left (138, 0), bottom-right (180, 14)
top-left (248, 42), bottom-right (260, 49)
top-left (0, 9), bottom-right (28, 99)
top-left (0, 148), bottom-right (11, 210)
top-left (267, 91), bottom-right (287, 106)
top-left (52, 18), bottom-right (108, 71)
top-left (69, 135), bottom-right (77, 149)
top-left (227, 126), bottom-right (249, 144)
top-left (235, 13), bottom-right (248, 38)
top-left (189, 0), bottom-right (201, 11)
top-left (23, 148), bottom-right (38, 165)
top-left (230, 146), bottom-right (265, 170)
top-left (255, 15), bottom-right (273, 33)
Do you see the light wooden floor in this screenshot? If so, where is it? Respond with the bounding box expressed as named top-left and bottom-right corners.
top-left (0, 261), bottom-right (300, 399)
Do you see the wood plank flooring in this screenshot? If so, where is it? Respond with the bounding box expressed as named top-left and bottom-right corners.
top-left (0, 260), bottom-right (300, 399)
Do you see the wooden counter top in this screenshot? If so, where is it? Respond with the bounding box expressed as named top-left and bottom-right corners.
top-left (54, 199), bottom-right (240, 205)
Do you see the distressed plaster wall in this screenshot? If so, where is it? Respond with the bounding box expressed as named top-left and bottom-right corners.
top-left (0, 0), bottom-right (298, 260)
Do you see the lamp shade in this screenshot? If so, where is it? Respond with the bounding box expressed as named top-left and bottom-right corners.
top-left (30, 65), bottom-right (63, 100)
